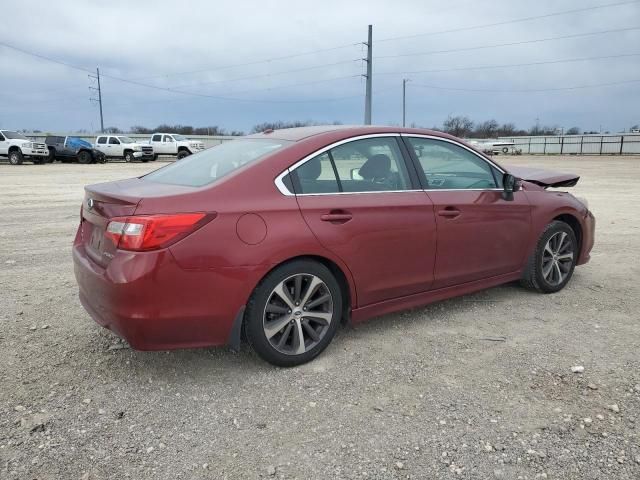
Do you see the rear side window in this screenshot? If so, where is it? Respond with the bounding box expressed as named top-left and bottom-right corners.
top-left (291, 137), bottom-right (411, 194)
top-left (152, 134), bottom-right (161, 141)
top-left (144, 139), bottom-right (291, 187)
top-left (97, 137), bottom-right (107, 144)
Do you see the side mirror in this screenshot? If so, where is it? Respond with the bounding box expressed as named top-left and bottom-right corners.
top-left (350, 168), bottom-right (363, 180)
top-left (502, 173), bottom-right (520, 201)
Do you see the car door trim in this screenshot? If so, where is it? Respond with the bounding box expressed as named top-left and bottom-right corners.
top-left (274, 133), bottom-right (413, 196)
top-left (274, 133), bottom-right (508, 196)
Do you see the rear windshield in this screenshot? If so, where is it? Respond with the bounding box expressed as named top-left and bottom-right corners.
top-left (143, 139), bottom-right (291, 187)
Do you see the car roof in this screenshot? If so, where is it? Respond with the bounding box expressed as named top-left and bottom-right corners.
top-left (246, 125), bottom-right (452, 142)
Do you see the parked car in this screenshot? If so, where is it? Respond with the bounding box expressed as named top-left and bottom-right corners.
top-left (0, 130), bottom-right (49, 165)
top-left (95, 135), bottom-right (154, 162)
top-left (73, 126), bottom-right (595, 367)
top-left (148, 133), bottom-right (205, 159)
top-left (45, 136), bottom-right (106, 164)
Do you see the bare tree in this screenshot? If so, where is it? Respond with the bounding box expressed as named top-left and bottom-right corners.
top-left (566, 127), bottom-right (581, 135)
top-left (474, 119), bottom-right (499, 138)
top-left (442, 115), bottom-right (474, 137)
top-left (104, 126), bottom-right (122, 134)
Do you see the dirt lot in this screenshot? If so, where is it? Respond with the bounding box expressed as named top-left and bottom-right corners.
top-left (1, 155), bottom-right (639, 479)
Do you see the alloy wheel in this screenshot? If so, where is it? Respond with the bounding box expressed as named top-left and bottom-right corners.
top-left (263, 274), bottom-right (333, 355)
top-left (542, 231), bottom-right (574, 286)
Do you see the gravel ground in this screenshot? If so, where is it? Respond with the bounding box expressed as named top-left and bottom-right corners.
top-left (0, 155), bottom-right (639, 479)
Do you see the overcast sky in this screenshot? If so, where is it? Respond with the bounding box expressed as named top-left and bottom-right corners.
top-left (1, 0), bottom-right (639, 134)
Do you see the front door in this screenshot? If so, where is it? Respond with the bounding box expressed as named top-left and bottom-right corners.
top-left (108, 136), bottom-right (123, 157)
top-left (292, 135), bottom-right (437, 307)
top-left (403, 136), bottom-right (531, 289)
top-left (0, 132), bottom-right (7, 155)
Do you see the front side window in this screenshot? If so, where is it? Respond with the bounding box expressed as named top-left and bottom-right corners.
top-left (108, 137), bottom-right (120, 145)
top-left (292, 136), bottom-right (411, 194)
top-left (97, 137), bottom-right (107, 144)
top-left (144, 138), bottom-right (291, 187)
top-left (406, 137), bottom-right (500, 190)
top-left (163, 135), bottom-right (174, 143)
top-left (152, 134), bottom-right (161, 141)
top-left (0, 133), bottom-right (5, 141)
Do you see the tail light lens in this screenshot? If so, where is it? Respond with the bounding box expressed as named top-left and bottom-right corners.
top-left (105, 213), bottom-right (214, 251)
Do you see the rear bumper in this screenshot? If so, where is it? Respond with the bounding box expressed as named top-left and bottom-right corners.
top-left (73, 244), bottom-right (263, 350)
top-left (577, 210), bottom-right (595, 265)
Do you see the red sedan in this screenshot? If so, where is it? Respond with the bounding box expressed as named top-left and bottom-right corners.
top-left (73, 126), bottom-right (595, 366)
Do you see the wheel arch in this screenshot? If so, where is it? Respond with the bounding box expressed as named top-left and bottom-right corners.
top-left (553, 213), bottom-right (583, 254)
top-left (8, 145), bottom-right (21, 153)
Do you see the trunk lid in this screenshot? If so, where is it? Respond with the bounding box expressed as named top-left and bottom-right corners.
top-left (79, 178), bottom-right (197, 267)
top-left (506, 165), bottom-right (580, 188)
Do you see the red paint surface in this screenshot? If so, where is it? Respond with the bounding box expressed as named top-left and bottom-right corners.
top-left (73, 126), bottom-right (595, 350)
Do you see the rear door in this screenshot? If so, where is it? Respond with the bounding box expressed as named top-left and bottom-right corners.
top-left (0, 132), bottom-right (7, 155)
top-left (289, 134), bottom-right (437, 307)
top-left (108, 136), bottom-right (123, 156)
top-left (403, 135), bottom-right (531, 289)
top-left (163, 135), bottom-right (177, 154)
top-left (95, 136), bottom-right (108, 155)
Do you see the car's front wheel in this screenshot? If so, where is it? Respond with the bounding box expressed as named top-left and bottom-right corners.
top-left (244, 260), bottom-right (342, 367)
top-left (124, 151), bottom-right (134, 162)
top-left (521, 221), bottom-right (577, 293)
top-left (77, 150), bottom-right (92, 164)
top-left (8, 150), bottom-right (24, 165)
top-left (176, 150), bottom-right (190, 160)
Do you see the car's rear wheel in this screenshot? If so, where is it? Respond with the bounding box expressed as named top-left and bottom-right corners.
top-left (521, 221), bottom-right (577, 293)
top-left (244, 260), bottom-right (342, 367)
top-left (8, 150), bottom-right (23, 165)
top-left (77, 150), bottom-right (92, 164)
top-left (47, 148), bottom-right (56, 163)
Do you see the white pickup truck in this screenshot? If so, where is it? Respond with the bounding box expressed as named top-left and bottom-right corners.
top-left (0, 130), bottom-right (49, 165)
top-left (149, 133), bottom-right (205, 159)
top-left (95, 135), bottom-right (155, 162)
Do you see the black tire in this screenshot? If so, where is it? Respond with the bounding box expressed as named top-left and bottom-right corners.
top-left (124, 151), bottom-right (134, 163)
top-left (8, 149), bottom-right (23, 165)
top-left (77, 150), bottom-right (92, 164)
top-left (244, 259), bottom-right (343, 367)
top-left (47, 148), bottom-right (56, 162)
top-left (521, 221), bottom-right (578, 293)
top-left (152, 154), bottom-right (158, 161)
top-left (176, 150), bottom-right (190, 160)
top-left (502, 146), bottom-right (510, 154)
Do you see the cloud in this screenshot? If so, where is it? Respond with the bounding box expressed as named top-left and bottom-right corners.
top-left (1, 0), bottom-right (639, 132)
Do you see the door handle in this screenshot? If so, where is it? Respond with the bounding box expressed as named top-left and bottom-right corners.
top-left (437, 207), bottom-right (461, 218)
top-left (320, 211), bottom-right (353, 223)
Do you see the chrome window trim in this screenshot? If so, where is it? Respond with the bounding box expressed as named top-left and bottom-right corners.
top-left (273, 133), bottom-right (507, 196)
top-left (274, 133), bottom-right (403, 196)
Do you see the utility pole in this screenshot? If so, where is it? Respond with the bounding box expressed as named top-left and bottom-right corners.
top-left (363, 25), bottom-right (373, 125)
top-left (88, 67), bottom-right (104, 133)
top-left (402, 79), bottom-right (409, 127)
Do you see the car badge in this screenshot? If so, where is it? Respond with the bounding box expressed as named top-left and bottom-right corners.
top-left (87, 198), bottom-right (95, 210)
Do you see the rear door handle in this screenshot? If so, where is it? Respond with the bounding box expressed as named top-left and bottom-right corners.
top-left (320, 211), bottom-right (353, 223)
top-left (437, 207), bottom-right (461, 218)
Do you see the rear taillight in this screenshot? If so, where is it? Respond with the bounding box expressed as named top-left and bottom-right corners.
top-left (105, 213), bottom-right (214, 251)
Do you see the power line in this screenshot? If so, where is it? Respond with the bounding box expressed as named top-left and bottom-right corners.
top-left (134, 42), bottom-right (362, 80)
top-left (411, 78), bottom-right (640, 93)
top-left (377, 52), bottom-right (640, 76)
top-left (164, 59), bottom-right (361, 90)
top-left (377, 0), bottom-right (640, 43)
top-left (0, 41), bottom-right (93, 73)
top-left (377, 26), bottom-right (640, 59)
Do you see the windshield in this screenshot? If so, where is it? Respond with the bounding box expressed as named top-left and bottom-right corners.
top-left (144, 139), bottom-right (291, 187)
top-left (117, 136), bottom-right (135, 143)
top-left (2, 131), bottom-right (29, 140)
top-left (173, 135), bottom-right (188, 141)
